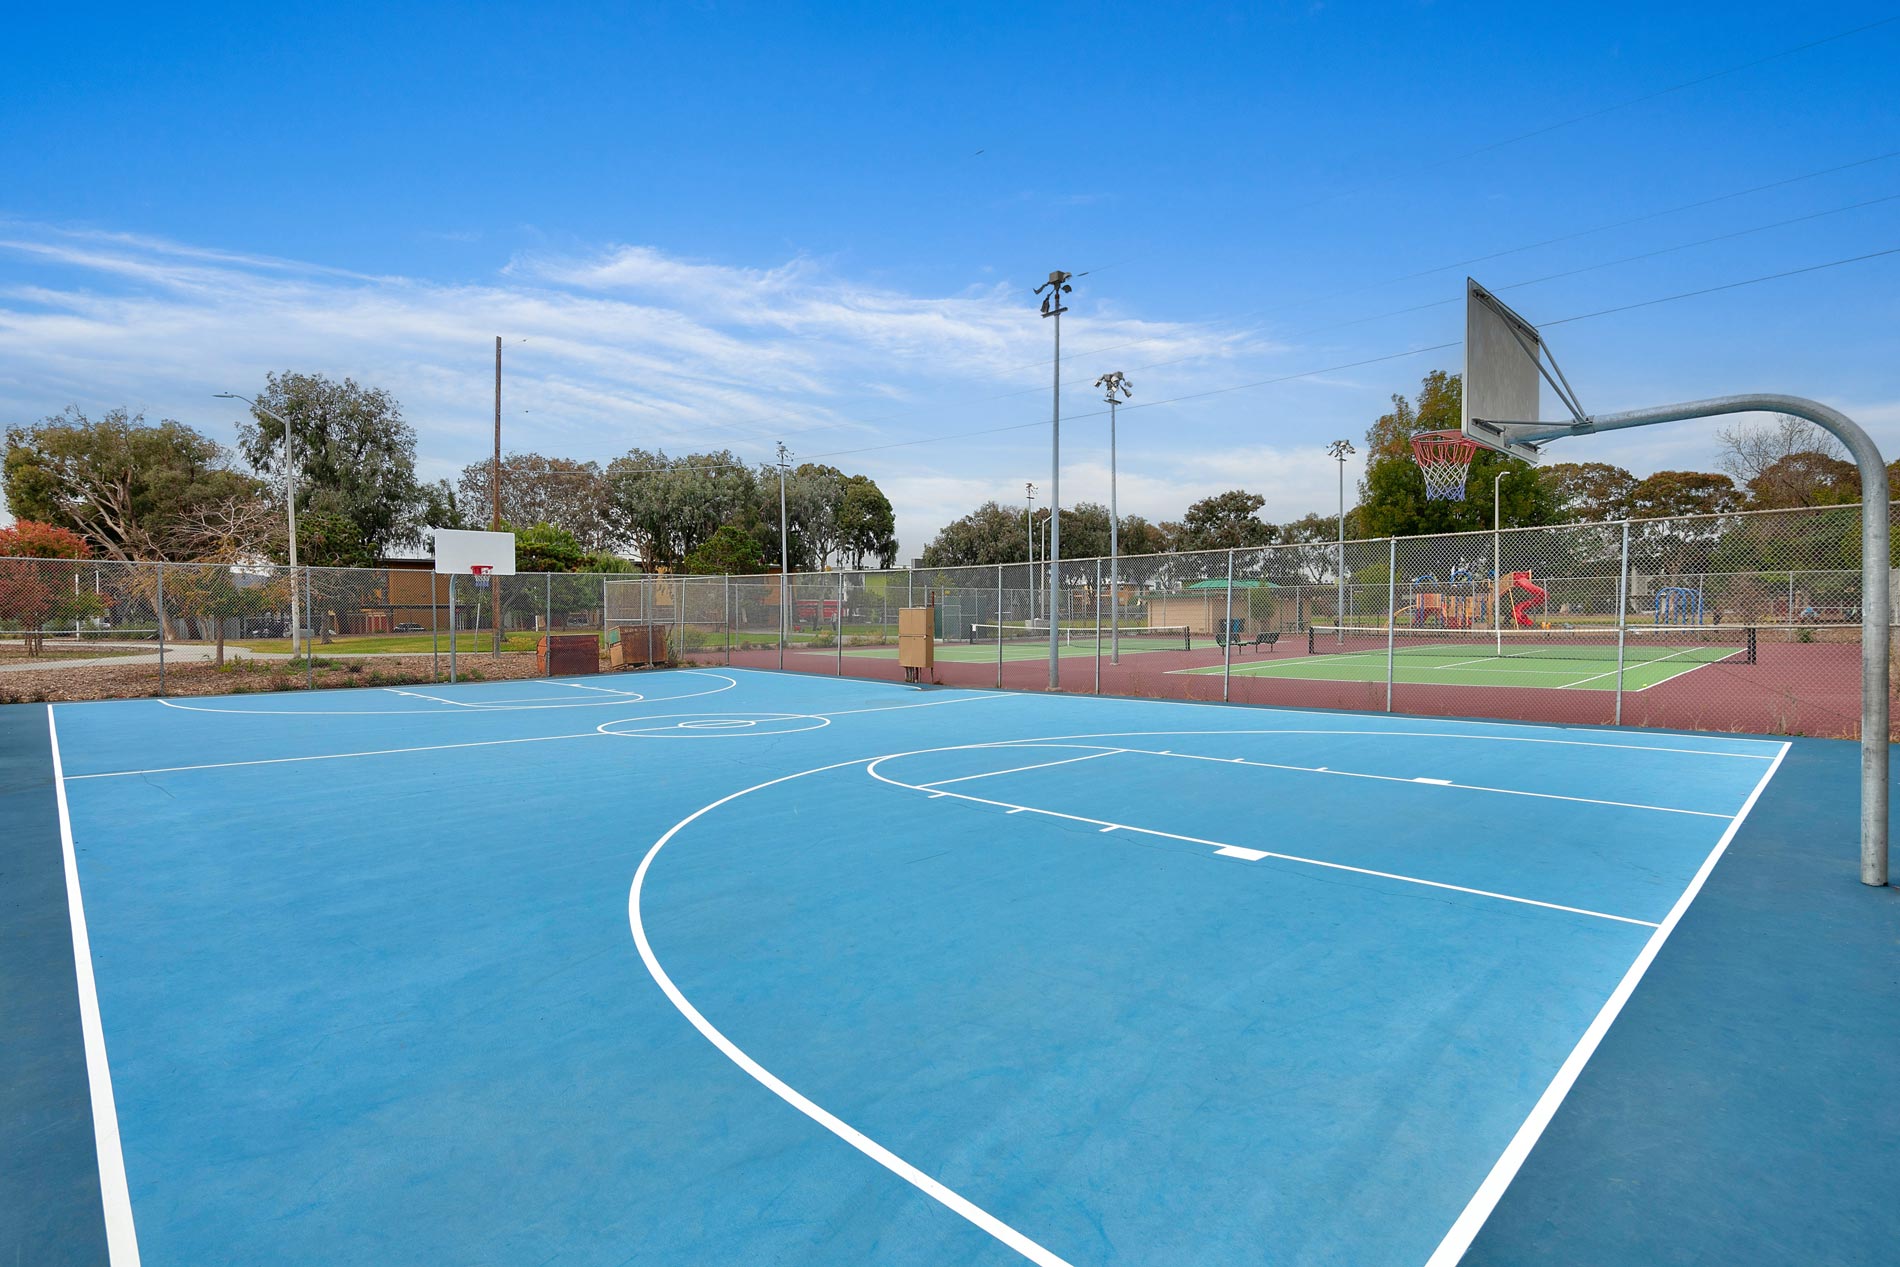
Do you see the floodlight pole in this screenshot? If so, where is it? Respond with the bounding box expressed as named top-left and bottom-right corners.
top-left (777, 442), bottom-right (791, 670)
top-left (1097, 372), bottom-right (1131, 663)
top-left (1328, 440), bottom-right (1354, 638)
top-left (1522, 393), bottom-right (1890, 886)
top-left (216, 392), bottom-right (300, 656)
top-left (1035, 270), bottom-right (1073, 690)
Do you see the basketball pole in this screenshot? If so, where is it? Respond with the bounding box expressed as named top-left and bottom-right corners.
top-left (1504, 393), bottom-right (1889, 887)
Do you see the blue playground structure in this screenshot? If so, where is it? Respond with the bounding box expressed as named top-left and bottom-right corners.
top-left (1653, 586), bottom-right (1705, 626)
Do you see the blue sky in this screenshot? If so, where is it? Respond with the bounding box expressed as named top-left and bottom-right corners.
top-left (2, 1), bottom-right (1896, 556)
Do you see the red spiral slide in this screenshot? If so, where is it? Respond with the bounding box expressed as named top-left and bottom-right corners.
top-left (1508, 571), bottom-right (1548, 627)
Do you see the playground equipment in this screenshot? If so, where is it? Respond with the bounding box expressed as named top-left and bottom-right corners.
top-left (1402, 568), bottom-right (1491, 628)
top-left (1654, 586), bottom-right (1706, 626)
top-left (1499, 570), bottom-right (1548, 628)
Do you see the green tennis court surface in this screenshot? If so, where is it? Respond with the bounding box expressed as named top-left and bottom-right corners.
top-left (1173, 634), bottom-right (1751, 691)
top-left (834, 627), bottom-right (1192, 663)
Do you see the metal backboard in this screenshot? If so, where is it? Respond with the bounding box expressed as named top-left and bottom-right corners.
top-left (430, 527), bottom-right (517, 575)
top-left (1462, 278), bottom-right (1550, 463)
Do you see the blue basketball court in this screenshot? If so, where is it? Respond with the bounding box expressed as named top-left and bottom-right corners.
top-left (4, 670), bottom-right (1895, 1265)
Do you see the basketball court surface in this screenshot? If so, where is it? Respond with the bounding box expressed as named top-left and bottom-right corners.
top-left (6, 668), bottom-right (1894, 1265)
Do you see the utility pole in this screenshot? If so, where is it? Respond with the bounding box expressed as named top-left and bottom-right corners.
top-left (1034, 269), bottom-right (1072, 689)
top-left (1095, 371), bottom-right (1131, 662)
top-left (1327, 439), bottom-right (1355, 638)
top-left (777, 442), bottom-right (791, 669)
top-left (1025, 482), bottom-right (1037, 622)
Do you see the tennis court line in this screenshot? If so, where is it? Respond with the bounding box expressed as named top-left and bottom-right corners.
top-left (46, 707), bottom-right (141, 1266)
top-left (63, 730), bottom-right (608, 779)
top-left (1423, 739), bottom-right (1792, 1267)
top-left (814, 693), bottom-right (1007, 718)
top-left (865, 756), bottom-right (1658, 927)
top-left (549, 680), bottom-right (649, 696)
top-left (918, 749), bottom-right (1123, 788)
top-left (629, 758), bottom-right (1080, 1267)
top-left (1555, 644), bottom-right (1721, 691)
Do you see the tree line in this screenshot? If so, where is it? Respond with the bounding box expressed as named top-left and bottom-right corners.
top-left (2, 372), bottom-right (896, 575)
top-left (917, 369), bottom-right (1896, 568)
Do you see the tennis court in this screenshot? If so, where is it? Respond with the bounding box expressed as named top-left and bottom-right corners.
top-left (1176, 625), bottom-right (1754, 691)
top-left (837, 623), bottom-right (1193, 663)
top-left (7, 669), bottom-right (1895, 1265)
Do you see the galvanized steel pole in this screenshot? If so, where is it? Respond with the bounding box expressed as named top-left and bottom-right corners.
top-left (1535, 393), bottom-right (1888, 885)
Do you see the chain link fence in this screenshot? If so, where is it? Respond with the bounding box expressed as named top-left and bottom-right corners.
top-left (2, 502), bottom-right (1890, 735)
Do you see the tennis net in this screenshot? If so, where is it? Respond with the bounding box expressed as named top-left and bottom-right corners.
top-left (970, 622), bottom-right (1192, 651)
top-left (1306, 624), bottom-right (1755, 665)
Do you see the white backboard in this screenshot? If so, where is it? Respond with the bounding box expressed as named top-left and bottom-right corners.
top-left (430, 527), bottom-right (517, 575)
top-left (1462, 278), bottom-right (1547, 463)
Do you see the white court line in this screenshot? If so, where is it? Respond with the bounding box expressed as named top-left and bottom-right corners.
top-left (1555, 644), bottom-right (1719, 691)
top-left (919, 750), bottom-right (1122, 788)
top-left (549, 680), bottom-right (648, 696)
top-left (866, 755), bottom-right (1658, 928)
top-left (75, 693), bottom-right (1005, 779)
top-left (961, 724), bottom-right (1778, 761)
top-left (379, 687), bottom-right (479, 707)
top-left (629, 759), bottom-right (1079, 1267)
top-left (64, 731), bottom-right (608, 779)
top-left (813, 693), bottom-right (1007, 718)
top-left (47, 707), bottom-right (141, 1265)
top-left (1079, 744), bottom-right (1732, 824)
top-left (1423, 740), bottom-right (1791, 1266)
top-left (153, 671), bottom-right (737, 716)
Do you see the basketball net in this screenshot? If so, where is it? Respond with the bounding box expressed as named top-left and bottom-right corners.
top-left (1410, 430), bottom-right (1480, 500)
top-left (470, 564), bottom-right (493, 589)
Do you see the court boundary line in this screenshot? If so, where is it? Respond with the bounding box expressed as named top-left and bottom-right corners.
top-left (629, 757), bottom-right (1079, 1267)
top-left (866, 745), bottom-right (1660, 927)
top-left (902, 738), bottom-right (1732, 819)
top-left (150, 670), bottom-right (739, 716)
top-left (1422, 739), bottom-right (1792, 1266)
top-left (66, 693), bottom-right (1006, 779)
top-left (46, 706), bottom-right (141, 1265)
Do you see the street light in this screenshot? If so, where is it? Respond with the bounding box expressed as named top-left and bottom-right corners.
top-left (1327, 439), bottom-right (1355, 636)
top-left (1095, 372), bottom-right (1131, 662)
top-left (216, 392), bottom-right (300, 655)
top-left (1034, 269), bottom-right (1072, 689)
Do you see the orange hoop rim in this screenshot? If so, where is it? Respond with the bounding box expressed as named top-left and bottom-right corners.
top-left (1411, 430), bottom-right (1481, 500)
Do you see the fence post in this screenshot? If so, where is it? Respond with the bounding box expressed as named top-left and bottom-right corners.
top-left (725, 574), bottom-right (733, 666)
top-left (778, 572), bottom-right (786, 671)
top-left (1614, 520), bottom-right (1631, 725)
top-left (546, 573), bottom-right (554, 677)
top-left (155, 562), bottom-right (166, 696)
top-left (1223, 549), bottom-right (1235, 703)
top-left (1385, 538), bottom-right (1398, 712)
top-left (996, 564), bottom-right (1005, 688)
top-left (836, 571), bottom-right (845, 677)
top-left (305, 568), bottom-right (315, 689)
top-left (449, 573), bottom-right (458, 683)
top-left (1094, 557), bottom-right (1103, 695)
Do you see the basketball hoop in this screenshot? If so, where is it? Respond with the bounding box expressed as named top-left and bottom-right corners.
top-left (470, 564), bottom-right (494, 589)
top-left (1411, 430), bottom-right (1480, 500)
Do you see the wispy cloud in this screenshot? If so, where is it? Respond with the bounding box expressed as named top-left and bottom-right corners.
top-left (0, 222), bottom-right (1273, 551)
